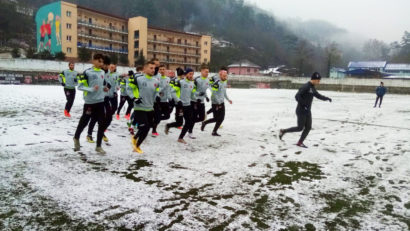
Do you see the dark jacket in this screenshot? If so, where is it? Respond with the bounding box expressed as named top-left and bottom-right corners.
top-left (376, 86), bottom-right (387, 96)
top-left (295, 81), bottom-right (330, 114)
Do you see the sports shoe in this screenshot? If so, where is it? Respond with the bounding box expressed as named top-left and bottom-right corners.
top-left (152, 132), bottom-right (159, 137)
top-left (129, 127), bottom-right (134, 135)
top-left (164, 125), bottom-right (170, 135)
top-left (73, 138), bottom-right (80, 151)
top-left (95, 146), bottom-right (106, 154)
top-left (86, 135), bottom-right (95, 143)
top-left (116, 114), bottom-right (120, 120)
top-left (188, 133), bottom-right (196, 139)
top-left (134, 146), bottom-right (144, 154)
top-left (212, 132), bottom-right (221, 137)
top-left (124, 114), bottom-right (131, 120)
top-left (64, 110), bottom-right (71, 117)
top-left (201, 122), bottom-right (206, 131)
top-left (131, 136), bottom-right (138, 148)
top-left (177, 139), bottom-right (187, 144)
top-left (278, 129), bottom-right (285, 140)
top-left (296, 142), bottom-right (308, 148)
top-left (103, 135), bottom-right (109, 142)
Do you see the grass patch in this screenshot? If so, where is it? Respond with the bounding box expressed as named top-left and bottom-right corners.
top-left (268, 161), bottom-right (324, 185)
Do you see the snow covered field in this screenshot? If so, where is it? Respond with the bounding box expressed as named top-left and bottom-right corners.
top-left (0, 85), bottom-right (409, 230)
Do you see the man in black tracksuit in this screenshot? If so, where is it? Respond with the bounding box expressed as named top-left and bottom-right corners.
top-left (279, 72), bottom-right (332, 148)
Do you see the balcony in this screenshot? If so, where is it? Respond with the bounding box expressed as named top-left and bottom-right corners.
top-left (77, 42), bottom-right (128, 54)
top-left (147, 49), bottom-right (200, 58)
top-left (78, 19), bottom-right (128, 35)
top-left (160, 59), bottom-right (200, 66)
top-left (78, 33), bottom-right (128, 45)
top-left (148, 39), bottom-right (200, 49)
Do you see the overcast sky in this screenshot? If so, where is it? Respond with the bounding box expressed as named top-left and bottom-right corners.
top-left (246, 0), bottom-right (410, 43)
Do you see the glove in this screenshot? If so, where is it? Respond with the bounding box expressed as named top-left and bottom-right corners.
top-left (106, 83), bottom-right (112, 89)
top-left (134, 98), bottom-right (142, 104)
top-left (205, 97), bottom-right (210, 102)
top-left (177, 101), bottom-right (183, 107)
top-left (328, 98), bottom-right (332, 103)
top-left (156, 96), bottom-right (161, 103)
top-left (198, 92), bottom-right (205, 96)
top-left (61, 83), bottom-right (65, 87)
top-left (196, 99), bottom-right (201, 104)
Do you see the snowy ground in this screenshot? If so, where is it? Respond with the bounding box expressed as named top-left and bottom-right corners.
top-left (0, 85), bottom-right (409, 230)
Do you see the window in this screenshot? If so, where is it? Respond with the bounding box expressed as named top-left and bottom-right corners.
top-left (67, 47), bottom-right (72, 53)
top-left (153, 54), bottom-right (157, 58)
top-left (177, 39), bottom-right (181, 44)
top-left (184, 48), bottom-right (187, 54)
top-left (154, 35), bottom-right (157, 41)
top-left (122, 25), bottom-right (125, 31)
top-left (134, 41), bottom-right (139, 48)
top-left (88, 40), bottom-right (92, 46)
top-left (109, 23), bottom-right (112, 28)
top-left (66, 23), bottom-right (72, 29)
top-left (109, 33), bottom-right (112, 39)
top-left (122, 35), bottom-right (125, 42)
top-left (196, 41), bottom-right (199, 46)
top-left (254, 69), bottom-right (257, 73)
top-left (204, 50), bottom-right (208, 54)
top-left (66, 11), bottom-right (71, 17)
top-left (167, 46), bottom-right (169, 52)
top-left (89, 18), bottom-right (92, 24)
top-left (153, 44), bottom-right (157, 50)
top-left (134, 30), bottom-right (139, 39)
top-left (204, 58), bottom-right (208, 63)
top-left (166, 55), bottom-right (170, 61)
top-left (134, 51), bottom-right (139, 58)
top-left (196, 49), bottom-right (199, 55)
top-left (184, 57), bottom-right (187, 62)
top-left (204, 41), bottom-right (208, 46)
top-left (184, 39), bottom-right (187, 45)
top-left (122, 46), bottom-right (125, 50)
top-left (196, 58), bottom-right (199, 64)
top-left (247, 68), bottom-right (250, 73)
top-left (66, 35), bottom-right (72, 41)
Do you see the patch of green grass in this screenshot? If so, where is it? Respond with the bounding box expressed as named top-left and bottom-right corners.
top-left (0, 110), bottom-right (18, 117)
top-left (268, 161), bottom-right (324, 185)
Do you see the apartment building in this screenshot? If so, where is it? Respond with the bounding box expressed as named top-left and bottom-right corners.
top-left (35, 1), bottom-right (211, 70)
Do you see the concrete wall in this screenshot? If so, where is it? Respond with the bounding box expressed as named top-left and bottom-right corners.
top-left (0, 58), bottom-right (134, 74)
top-left (228, 75), bottom-right (410, 94)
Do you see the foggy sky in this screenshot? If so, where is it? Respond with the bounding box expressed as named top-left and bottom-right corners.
top-left (246, 0), bottom-right (410, 43)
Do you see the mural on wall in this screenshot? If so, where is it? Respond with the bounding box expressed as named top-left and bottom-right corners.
top-left (35, 2), bottom-right (62, 54)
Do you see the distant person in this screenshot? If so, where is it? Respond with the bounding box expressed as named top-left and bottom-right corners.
top-left (279, 72), bottom-right (332, 148)
top-left (58, 62), bottom-right (78, 117)
top-left (374, 82), bottom-right (387, 108)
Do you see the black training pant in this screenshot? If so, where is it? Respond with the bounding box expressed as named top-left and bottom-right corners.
top-left (283, 111), bottom-right (312, 143)
top-left (133, 110), bottom-right (155, 147)
top-left (152, 102), bottom-right (171, 133)
top-left (374, 96), bottom-right (383, 107)
top-left (203, 103), bottom-right (225, 133)
top-left (64, 88), bottom-right (76, 112)
top-left (189, 101), bottom-right (205, 133)
top-left (74, 102), bottom-right (105, 147)
top-left (117, 95), bottom-right (133, 115)
top-left (179, 106), bottom-right (194, 139)
top-left (167, 104), bottom-right (184, 128)
top-left (88, 97), bottom-right (116, 136)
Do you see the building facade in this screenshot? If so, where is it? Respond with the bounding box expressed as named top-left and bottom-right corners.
top-left (228, 60), bottom-right (261, 76)
top-left (35, 1), bottom-right (211, 70)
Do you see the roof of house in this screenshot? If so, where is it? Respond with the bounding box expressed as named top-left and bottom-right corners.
top-left (348, 61), bottom-right (387, 69)
top-left (228, 60), bottom-right (261, 68)
top-left (384, 63), bottom-right (410, 71)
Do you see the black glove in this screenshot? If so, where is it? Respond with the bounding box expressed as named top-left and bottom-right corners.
top-left (328, 98), bottom-right (332, 103)
top-left (156, 96), bottom-right (161, 103)
top-left (61, 83), bottom-right (65, 87)
top-left (198, 92), bottom-right (205, 96)
top-left (177, 101), bottom-right (183, 107)
top-left (205, 97), bottom-right (210, 102)
top-left (134, 98), bottom-right (142, 104)
top-left (196, 99), bottom-right (201, 104)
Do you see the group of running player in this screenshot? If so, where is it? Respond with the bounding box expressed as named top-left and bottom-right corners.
top-left (58, 53), bottom-right (232, 154)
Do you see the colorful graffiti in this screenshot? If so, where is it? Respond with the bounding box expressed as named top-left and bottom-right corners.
top-left (35, 2), bottom-right (62, 54)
